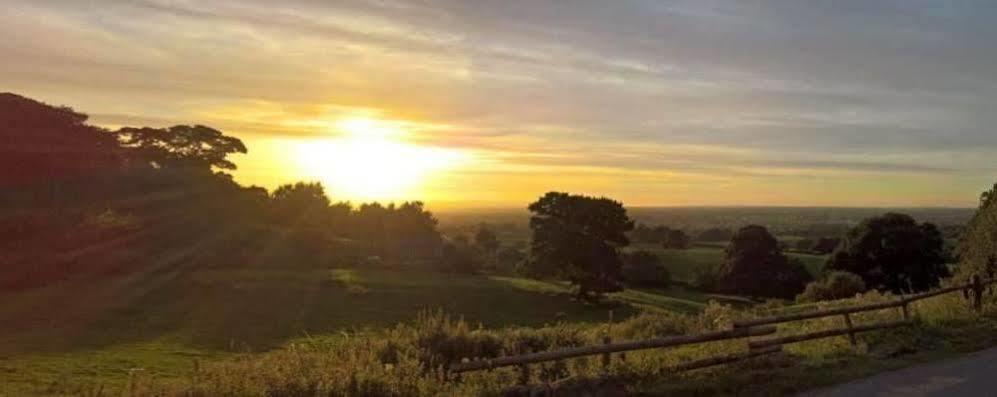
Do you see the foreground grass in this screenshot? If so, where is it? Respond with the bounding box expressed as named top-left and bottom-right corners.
top-left (7, 274), bottom-right (997, 396)
top-left (38, 287), bottom-right (997, 397)
top-left (0, 267), bottom-right (727, 395)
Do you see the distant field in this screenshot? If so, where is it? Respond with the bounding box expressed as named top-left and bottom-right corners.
top-left (0, 266), bottom-right (739, 393)
top-left (629, 243), bottom-right (828, 283)
top-left (437, 206), bottom-right (973, 242)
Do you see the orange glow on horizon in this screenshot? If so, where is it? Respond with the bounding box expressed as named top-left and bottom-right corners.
top-left (293, 117), bottom-right (470, 201)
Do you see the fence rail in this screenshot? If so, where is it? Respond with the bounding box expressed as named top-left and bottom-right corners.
top-left (450, 274), bottom-right (994, 387)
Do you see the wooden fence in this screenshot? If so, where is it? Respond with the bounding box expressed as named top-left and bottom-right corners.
top-left (449, 274), bottom-right (993, 386)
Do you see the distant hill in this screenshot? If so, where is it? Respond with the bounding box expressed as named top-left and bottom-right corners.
top-left (437, 206), bottom-right (974, 239)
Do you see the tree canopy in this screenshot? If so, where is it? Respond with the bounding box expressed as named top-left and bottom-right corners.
top-left (0, 92), bottom-right (121, 187)
top-left (827, 212), bottom-right (949, 293)
top-left (715, 225), bottom-right (812, 299)
top-left (526, 192), bottom-right (634, 301)
top-left (956, 182), bottom-right (997, 279)
top-left (115, 125), bottom-right (247, 172)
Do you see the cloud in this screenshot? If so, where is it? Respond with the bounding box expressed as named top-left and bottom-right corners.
top-left (2, 0), bottom-right (996, 205)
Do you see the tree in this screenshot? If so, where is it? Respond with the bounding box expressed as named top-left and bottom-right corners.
top-left (474, 224), bottom-right (501, 254)
top-left (796, 271), bottom-right (866, 302)
top-left (622, 250), bottom-right (671, 287)
top-left (795, 238), bottom-right (815, 252)
top-left (715, 225), bottom-right (812, 299)
top-left (526, 192), bottom-right (634, 301)
top-left (662, 229), bottom-right (690, 249)
top-left (496, 246), bottom-right (526, 273)
top-left (115, 125), bottom-right (246, 172)
top-left (696, 228), bottom-right (733, 243)
top-left (631, 223), bottom-right (672, 244)
top-left (957, 183), bottom-right (997, 280)
top-left (271, 182), bottom-right (331, 224)
top-left (440, 237), bottom-right (481, 274)
top-left (827, 213), bottom-right (949, 294)
top-left (0, 93), bottom-right (122, 188)
top-left (811, 237), bottom-right (841, 255)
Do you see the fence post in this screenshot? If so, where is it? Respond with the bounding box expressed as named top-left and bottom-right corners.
top-left (901, 301), bottom-right (910, 321)
top-left (973, 274), bottom-right (984, 312)
top-left (842, 313), bottom-right (857, 346)
top-left (518, 363), bottom-right (530, 385)
top-left (601, 310), bottom-right (614, 369)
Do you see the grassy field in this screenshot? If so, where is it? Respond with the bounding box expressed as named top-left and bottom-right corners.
top-left (0, 265), bottom-right (746, 395)
top-left (629, 243), bottom-right (828, 283)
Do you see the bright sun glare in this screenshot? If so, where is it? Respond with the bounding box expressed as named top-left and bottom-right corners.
top-left (295, 117), bottom-right (467, 201)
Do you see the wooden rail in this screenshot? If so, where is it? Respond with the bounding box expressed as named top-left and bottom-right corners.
top-left (449, 325), bottom-right (776, 373)
top-left (451, 274), bottom-right (992, 387)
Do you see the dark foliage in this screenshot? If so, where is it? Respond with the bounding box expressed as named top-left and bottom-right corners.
top-left (794, 238), bottom-right (815, 252)
top-left (827, 213), bottom-right (949, 294)
top-left (695, 228), bottom-right (734, 243)
top-left (115, 125), bottom-right (247, 172)
top-left (661, 229), bottom-right (690, 249)
top-left (631, 223), bottom-right (672, 244)
top-left (621, 250), bottom-right (671, 287)
top-left (0, 93), bottom-right (446, 289)
top-left (796, 271), bottom-right (866, 302)
top-left (474, 224), bottom-right (501, 254)
top-left (956, 183), bottom-right (997, 280)
top-left (715, 225), bottom-right (812, 299)
top-left (526, 192), bottom-right (634, 301)
top-left (0, 93), bottom-right (123, 189)
top-left (811, 237), bottom-right (841, 255)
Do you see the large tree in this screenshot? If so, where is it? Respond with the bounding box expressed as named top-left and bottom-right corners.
top-left (0, 93), bottom-right (122, 188)
top-left (956, 182), bottom-right (997, 279)
top-left (827, 212), bottom-right (949, 293)
top-left (716, 225), bottom-right (812, 299)
top-left (527, 192), bottom-right (634, 301)
top-left (115, 125), bottom-right (247, 172)
top-left (662, 229), bottom-right (690, 249)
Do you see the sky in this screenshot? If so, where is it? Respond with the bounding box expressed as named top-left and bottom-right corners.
top-left (3, 0), bottom-right (996, 208)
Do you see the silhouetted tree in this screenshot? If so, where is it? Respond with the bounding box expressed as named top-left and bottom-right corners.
top-left (827, 213), bottom-right (948, 294)
top-left (662, 229), bottom-right (690, 249)
top-left (271, 182), bottom-right (331, 223)
top-left (474, 223), bottom-right (501, 255)
top-left (440, 237), bottom-right (481, 274)
top-left (796, 271), bottom-right (866, 302)
top-left (794, 238), bottom-right (815, 252)
top-left (811, 237), bottom-right (841, 255)
top-left (115, 125), bottom-right (246, 172)
top-left (622, 250), bottom-right (670, 287)
top-left (526, 192), bottom-right (634, 301)
top-left (0, 93), bottom-right (122, 201)
top-left (696, 228), bottom-right (733, 243)
top-left (496, 246), bottom-right (526, 273)
top-left (715, 225), bottom-right (812, 299)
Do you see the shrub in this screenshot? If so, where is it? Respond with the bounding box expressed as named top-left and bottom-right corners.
top-left (828, 213), bottom-right (948, 293)
top-left (715, 225), bottom-right (813, 299)
top-left (622, 250), bottom-right (671, 287)
top-left (796, 271), bottom-right (867, 302)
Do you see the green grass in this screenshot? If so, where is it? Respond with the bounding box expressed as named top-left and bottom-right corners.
top-left (628, 243), bottom-right (828, 283)
top-left (0, 266), bottom-right (728, 395)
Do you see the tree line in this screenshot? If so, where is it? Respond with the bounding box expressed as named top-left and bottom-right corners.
top-left (5, 91), bottom-right (996, 306)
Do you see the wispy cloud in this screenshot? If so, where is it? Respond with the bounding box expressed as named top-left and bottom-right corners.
top-left (2, 0), bottom-right (995, 206)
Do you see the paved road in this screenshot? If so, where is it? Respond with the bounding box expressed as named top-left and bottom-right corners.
top-left (801, 347), bottom-right (997, 397)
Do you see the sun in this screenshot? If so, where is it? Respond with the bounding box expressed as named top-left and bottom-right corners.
top-left (294, 117), bottom-right (467, 201)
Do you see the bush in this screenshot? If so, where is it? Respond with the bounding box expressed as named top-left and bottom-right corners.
top-left (715, 225), bottom-right (813, 299)
top-left (622, 250), bottom-right (671, 287)
top-left (796, 271), bottom-right (867, 302)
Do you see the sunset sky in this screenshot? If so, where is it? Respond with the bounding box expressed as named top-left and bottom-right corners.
top-left (3, 1), bottom-right (996, 208)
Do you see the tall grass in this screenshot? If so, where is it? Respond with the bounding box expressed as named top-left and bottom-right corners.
top-left (72, 285), bottom-right (997, 397)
